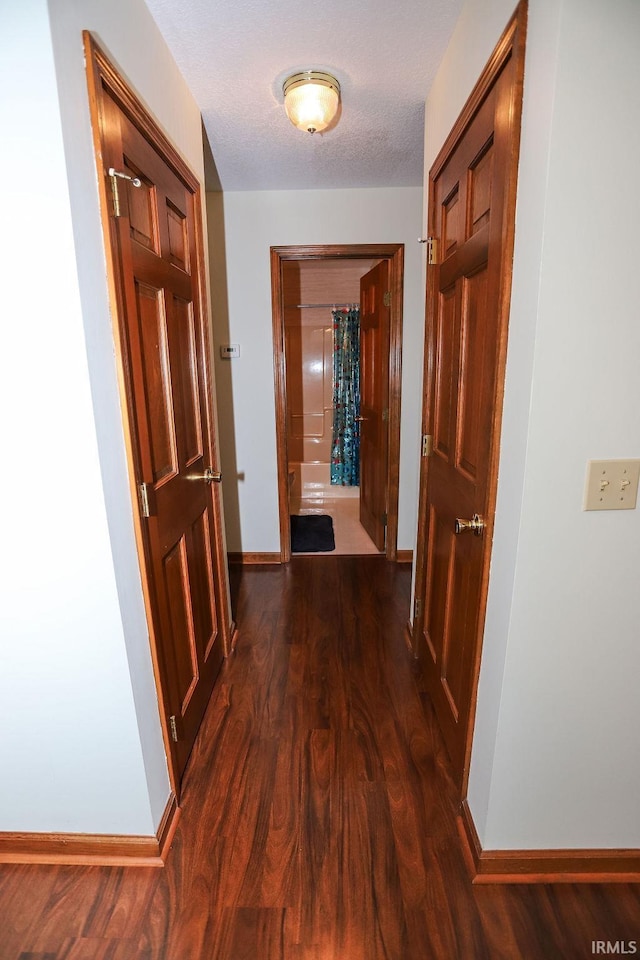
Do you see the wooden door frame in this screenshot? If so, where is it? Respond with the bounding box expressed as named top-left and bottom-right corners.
top-left (412, 2), bottom-right (527, 794)
top-left (271, 244), bottom-right (404, 562)
top-left (84, 34), bottom-right (233, 797)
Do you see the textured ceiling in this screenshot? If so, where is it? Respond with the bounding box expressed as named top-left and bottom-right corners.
top-left (144, 0), bottom-right (464, 191)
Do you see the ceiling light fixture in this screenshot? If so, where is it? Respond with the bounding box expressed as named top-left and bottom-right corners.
top-left (283, 71), bottom-right (341, 134)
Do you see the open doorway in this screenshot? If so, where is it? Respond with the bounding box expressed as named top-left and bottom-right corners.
top-left (271, 244), bottom-right (404, 562)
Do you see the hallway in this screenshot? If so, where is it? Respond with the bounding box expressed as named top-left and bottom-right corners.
top-left (2, 557), bottom-right (638, 959)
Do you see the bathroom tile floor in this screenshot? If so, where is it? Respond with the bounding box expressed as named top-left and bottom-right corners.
top-left (290, 495), bottom-right (381, 555)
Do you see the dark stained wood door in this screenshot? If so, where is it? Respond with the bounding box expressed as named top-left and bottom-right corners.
top-left (413, 6), bottom-right (526, 786)
top-left (359, 260), bottom-right (390, 551)
top-left (86, 37), bottom-right (231, 787)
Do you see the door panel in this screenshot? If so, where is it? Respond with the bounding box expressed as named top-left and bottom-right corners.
top-left (457, 268), bottom-right (490, 480)
top-left (174, 299), bottom-right (204, 464)
top-left (136, 282), bottom-right (177, 483)
top-left (433, 284), bottom-right (457, 459)
top-left (87, 37), bottom-right (232, 788)
top-left (413, 5), bottom-right (526, 787)
top-left (163, 535), bottom-right (199, 712)
top-left (359, 260), bottom-right (390, 551)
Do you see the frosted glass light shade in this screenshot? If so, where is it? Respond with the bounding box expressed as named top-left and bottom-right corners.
top-left (283, 72), bottom-right (340, 134)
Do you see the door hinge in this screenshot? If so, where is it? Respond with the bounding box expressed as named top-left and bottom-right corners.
top-left (414, 597), bottom-right (422, 620)
top-left (108, 167), bottom-right (141, 218)
top-left (422, 434), bottom-right (433, 457)
top-left (109, 172), bottom-right (125, 218)
top-left (169, 715), bottom-right (179, 743)
top-left (383, 291), bottom-right (392, 307)
top-left (427, 237), bottom-right (440, 266)
top-left (382, 407), bottom-right (389, 422)
top-left (382, 511), bottom-right (388, 526)
top-left (138, 482), bottom-right (151, 518)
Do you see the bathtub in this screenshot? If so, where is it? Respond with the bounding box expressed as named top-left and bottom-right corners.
top-left (289, 462), bottom-right (359, 501)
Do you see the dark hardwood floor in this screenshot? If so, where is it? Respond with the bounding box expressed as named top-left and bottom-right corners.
top-left (3, 557), bottom-right (639, 959)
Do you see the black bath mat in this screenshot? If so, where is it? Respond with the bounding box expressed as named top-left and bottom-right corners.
top-left (290, 514), bottom-right (335, 553)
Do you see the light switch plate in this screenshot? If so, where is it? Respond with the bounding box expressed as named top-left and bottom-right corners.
top-left (583, 459), bottom-right (640, 511)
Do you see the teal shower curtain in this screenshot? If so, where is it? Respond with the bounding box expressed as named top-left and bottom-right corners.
top-left (331, 307), bottom-right (360, 486)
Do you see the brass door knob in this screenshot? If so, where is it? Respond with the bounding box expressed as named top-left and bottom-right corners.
top-left (187, 467), bottom-right (222, 483)
top-left (203, 467), bottom-right (222, 483)
top-left (454, 513), bottom-right (484, 536)
top-left (354, 416), bottom-right (367, 422)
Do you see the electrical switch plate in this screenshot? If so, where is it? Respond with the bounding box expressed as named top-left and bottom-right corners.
top-left (583, 459), bottom-right (640, 511)
top-left (219, 343), bottom-right (240, 359)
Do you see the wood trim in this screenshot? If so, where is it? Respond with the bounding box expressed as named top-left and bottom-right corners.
top-left (0, 794), bottom-right (179, 867)
top-left (228, 552), bottom-right (282, 564)
top-left (404, 620), bottom-right (415, 654)
top-left (396, 550), bottom-right (413, 564)
top-left (270, 244), bottom-right (405, 563)
top-left (273, 244), bottom-right (404, 261)
top-left (386, 246), bottom-right (404, 562)
top-left (227, 624), bottom-right (239, 654)
top-left (271, 248), bottom-right (291, 563)
top-left (457, 797), bottom-right (484, 879)
top-left (430, 3), bottom-right (524, 181)
top-left (0, 834), bottom-right (164, 867)
top-left (156, 791), bottom-right (181, 860)
top-left (459, 0), bottom-right (528, 800)
top-left (458, 799), bottom-right (640, 884)
top-left (84, 34), bottom-right (198, 191)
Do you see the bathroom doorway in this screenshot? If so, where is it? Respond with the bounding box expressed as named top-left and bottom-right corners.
top-left (271, 244), bottom-right (404, 561)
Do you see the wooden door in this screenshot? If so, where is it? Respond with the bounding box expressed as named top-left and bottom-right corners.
top-left (359, 261), bottom-right (390, 551)
top-left (85, 37), bottom-right (232, 788)
top-left (413, 6), bottom-right (526, 786)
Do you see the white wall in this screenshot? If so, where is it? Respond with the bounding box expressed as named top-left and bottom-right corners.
top-left (482, 0), bottom-right (640, 850)
top-left (0, 0), bottom-right (208, 834)
top-left (0, 1), bottom-right (153, 834)
top-left (210, 187), bottom-right (424, 553)
top-left (426, 0), bottom-right (640, 849)
top-left (46, 0), bottom-right (210, 833)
